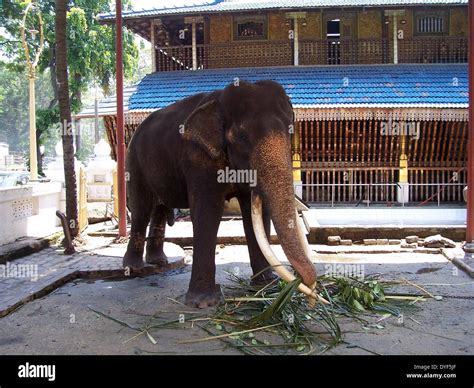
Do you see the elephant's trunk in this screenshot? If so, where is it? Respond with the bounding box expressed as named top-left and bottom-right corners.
top-left (250, 133), bottom-right (325, 302)
top-left (250, 192), bottom-right (328, 304)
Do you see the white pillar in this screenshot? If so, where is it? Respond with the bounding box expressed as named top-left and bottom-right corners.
top-left (151, 19), bottom-right (156, 72)
top-left (28, 75), bottom-right (38, 180)
top-left (293, 18), bottom-right (299, 66)
top-left (192, 20), bottom-right (197, 70)
top-left (393, 14), bottom-right (398, 64)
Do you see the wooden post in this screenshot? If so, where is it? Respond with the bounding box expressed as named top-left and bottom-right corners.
top-left (286, 12), bottom-right (306, 66)
top-left (385, 10), bottom-right (404, 64)
top-left (20, 2), bottom-right (44, 181)
top-left (293, 18), bottom-right (299, 66)
top-left (192, 20), bottom-right (197, 70)
top-left (397, 131), bottom-right (409, 204)
top-left (185, 17), bottom-right (203, 71)
top-left (466, 0), bottom-right (474, 248)
top-left (393, 13), bottom-right (398, 64)
top-left (28, 75), bottom-right (38, 180)
top-left (150, 19), bottom-right (156, 72)
top-left (116, 0), bottom-right (127, 237)
top-left (292, 121), bottom-right (302, 197)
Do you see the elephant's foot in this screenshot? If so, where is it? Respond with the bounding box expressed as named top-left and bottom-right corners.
top-left (251, 270), bottom-right (278, 287)
top-left (185, 284), bottom-right (222, 308)
top-left (145, 252), bottom-right (168, 266)
top-left (123, 252), bottom-right (144, 271)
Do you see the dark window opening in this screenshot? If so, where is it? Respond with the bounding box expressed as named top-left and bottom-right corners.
top-left (326, 19), bottom-right (341, 39)
top-left (327, 19), bottom-right (341, 64)
top-left (233, 15), bottom-right (268, 40)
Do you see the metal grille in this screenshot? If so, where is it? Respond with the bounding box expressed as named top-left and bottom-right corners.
top-left (417, 17), bottom-right (444, 34)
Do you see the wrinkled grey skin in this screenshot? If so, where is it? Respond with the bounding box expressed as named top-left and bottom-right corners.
top-left (123, 80), bottom-right (317, 308)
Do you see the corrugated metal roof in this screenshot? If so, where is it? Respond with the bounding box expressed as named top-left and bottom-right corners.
top-left (98, 0), bottom-right (468, 21)
top-left (74, 86), bottom-right (137, 118)
top-left (127, 64), bottom-right (468, 111)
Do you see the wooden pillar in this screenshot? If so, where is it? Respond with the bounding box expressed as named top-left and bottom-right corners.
top-left (397, 123), bottom-right (410, 204)
top-left (292, 121), bottom-right (301, 180)
top-left (286, 12), bottom-right (306, 67)
top-left (393, 13), bottom-right (398, 64)
top-left (28, 75), bottom-right (38, 180)
top-left (192, 21), bottom-right (197, 70)
top-left (116, 0), bottom-right (127, 237)
top-left (185, 17), bottom-right (203, 71)
top-left (292, 120), bottom-right (302, 197)
top-left (293, 18), bottom-right (299, 66)
top-left (385, 10), bottom-right (404, 64)
top-left (150, 19), bottom-right (156, 73)
top-left (466, 0), bottom-right (474, 248)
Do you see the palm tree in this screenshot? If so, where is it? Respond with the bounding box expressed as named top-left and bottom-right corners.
top-left (55, 0), bottom-right (79, 238)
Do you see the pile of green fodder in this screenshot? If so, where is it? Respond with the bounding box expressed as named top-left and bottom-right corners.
top-left (182, 272), bottom-right (425, 355)
top-left (91, 272), bottom-right (431, 355)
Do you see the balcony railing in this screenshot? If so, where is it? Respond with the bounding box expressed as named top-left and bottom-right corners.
top-left (155, 36), bottom-right (467, 72)
top-left (299, 38), bottom-right (391, 65)
top-left (398, 36), bottom-right (468, 64)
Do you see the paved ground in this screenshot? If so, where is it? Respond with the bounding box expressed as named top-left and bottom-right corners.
top-left (0, 238), bottom-right (185, 318)
top-left (0, 234), bottom-right (473, 355)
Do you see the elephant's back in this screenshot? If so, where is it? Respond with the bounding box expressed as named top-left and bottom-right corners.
top-left (126, 92), bottom-right (214, 206)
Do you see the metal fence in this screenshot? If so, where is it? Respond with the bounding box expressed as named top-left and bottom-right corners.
top-left (295, 182), bottom-right (467, 207)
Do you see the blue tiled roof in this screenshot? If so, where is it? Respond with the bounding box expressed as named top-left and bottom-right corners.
top-left (99, 0), bottom-right (468, 21)
top-left (128, 64), bottom-right (468, 111)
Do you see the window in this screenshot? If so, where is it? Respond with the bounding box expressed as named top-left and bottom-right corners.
top-left (233, 15), bottom-right (267, 40)
top-left (415, 11), bottom-right (448, 35)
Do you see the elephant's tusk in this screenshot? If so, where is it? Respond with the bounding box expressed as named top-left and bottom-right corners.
top-left (250, 191), bottom-right (329, 305)
top-left (295, 209), bottom-right (313, 260)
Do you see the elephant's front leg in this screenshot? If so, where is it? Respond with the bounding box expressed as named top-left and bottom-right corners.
top-left (145, 205), bottom-right (168, 266)
top-left (238, 193), bottom-right (277, 284)
top-left (185, 191), bottom-right (225, 308)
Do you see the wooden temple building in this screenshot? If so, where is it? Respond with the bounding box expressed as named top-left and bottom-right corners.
top-left (80, 0), bottom-right (469, 205)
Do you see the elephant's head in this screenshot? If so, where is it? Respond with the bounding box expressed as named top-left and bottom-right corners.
top-left (183, 80), bottom-right (319, 297)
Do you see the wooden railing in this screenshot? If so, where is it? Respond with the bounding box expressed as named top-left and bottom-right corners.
top-left (398, 37), bottom-right (468, 64)
top-left (300, 38), bottom-right (390, 65)
top-left (154, 37), bottom-right (467, 71)
top-left (155, 41), bottom-right (292, 71)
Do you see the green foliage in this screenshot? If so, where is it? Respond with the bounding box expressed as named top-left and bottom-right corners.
top-left (330, 277), bottom-right (386, 312)
top-left (0, 62), bottom-right (53, 153)
top-left (0, 0), bottom-right (138, 164)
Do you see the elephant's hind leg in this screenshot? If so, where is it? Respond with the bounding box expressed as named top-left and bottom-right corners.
top-left (123, 178), bottom-right (152, 271)
top-left (145, 205), bottom-right (169, 266)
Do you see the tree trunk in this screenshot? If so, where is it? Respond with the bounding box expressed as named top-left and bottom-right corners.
top-left (55, 0), bottom-right (79, 238)
top-left (73, 73), bottom-right (82, 152)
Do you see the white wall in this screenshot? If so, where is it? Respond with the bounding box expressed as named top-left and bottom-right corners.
top-left (0, 182), bottom-right (62, 246)
top-left (303, 207), bottom-right (467, 227)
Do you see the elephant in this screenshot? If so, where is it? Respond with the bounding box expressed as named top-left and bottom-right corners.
top-left (123, 80), bottom-right (319, 308)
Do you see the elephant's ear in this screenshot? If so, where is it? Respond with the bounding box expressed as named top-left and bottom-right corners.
top-left (182, 100), bottom-right (224, 160)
